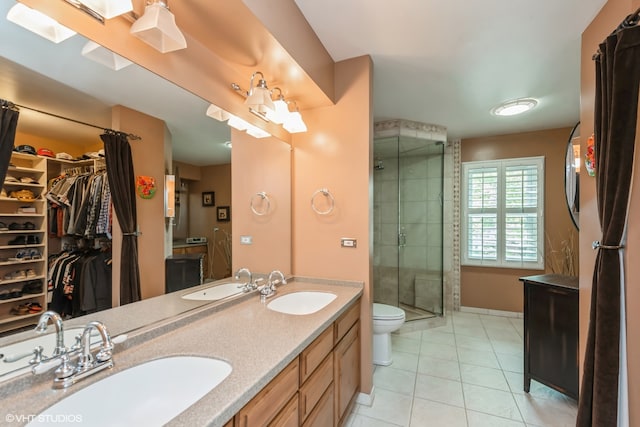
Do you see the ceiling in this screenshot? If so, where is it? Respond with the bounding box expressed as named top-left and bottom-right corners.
top-left (1, 0), bottom-right (608, 166)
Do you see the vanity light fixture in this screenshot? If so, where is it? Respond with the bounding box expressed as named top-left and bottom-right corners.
top-left (246, 123), bottom-right (271, 139)
top-left (227, 114), bottom-right (250, 131)
top-left (491, 98), bottom-right (538, 116)
top-left (283, 101), bottom-right (307, 134)
top-left (244, 72), bottom-right (275, 115)
top-left (76, 0), bottom-right (133, 19)
top-left (6, 3), bottom-right (76, 44)
top-left (130, 0), bottom-right (186, 53)
top-left (265, 88), bottom-right (289, 125)
top-left (81, 41), bottom-right (132, 71)
top-left (206, 104), bottom-right (230, 121)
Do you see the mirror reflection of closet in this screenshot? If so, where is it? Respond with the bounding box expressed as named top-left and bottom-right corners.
top-left (565, 122), bottom-right (580, 230)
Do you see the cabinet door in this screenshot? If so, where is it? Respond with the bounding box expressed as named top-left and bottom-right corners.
top-left (235, 358), bottom-right (299, 427)
top-left (269, 394), bottom-right (299, 427)
top-left (303, 384), bottom-right (334, 427)
top-left (334, 322), bottom-right (360, 425)
top-left (299, 353), bottom-right (333, 422)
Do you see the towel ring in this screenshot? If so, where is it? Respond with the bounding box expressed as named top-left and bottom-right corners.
top-left (250, 192), bottom-right (271, 216)
top-left (311, 188), bottom-right (335, 215)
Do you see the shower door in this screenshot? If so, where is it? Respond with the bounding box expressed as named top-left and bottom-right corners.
top-left (373, 135), bottom-right (444, 320)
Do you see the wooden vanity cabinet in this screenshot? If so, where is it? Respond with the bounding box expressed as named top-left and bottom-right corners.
top-left (232, 297), bottom-right (361, 427)
top-left (235, 359), bottom-right (299, 427)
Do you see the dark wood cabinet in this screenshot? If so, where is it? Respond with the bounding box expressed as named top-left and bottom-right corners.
top-left (520, 274), bottom-right (579, 400)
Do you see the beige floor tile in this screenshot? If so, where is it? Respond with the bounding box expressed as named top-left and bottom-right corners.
top-left (495, 352), bottom-right (524, 374)
top-left (374, 366), bottom-right (417, 395)
top-left (389, 350), bottom-right (420, 372)
top-left (503, 372), bottom-right (576, 405)
top-left (395, 329), bottom-right (423, 341)
top-left (462, 383), bottom-right (523, 422)
top-left (479, 315), bottom-right (516, 330)
top-left (410, 398), bottom-right (467, 427)
top-left (419, 341), bottom-right (458, 361)
top-left (490, 339), bottom-right (523, 356)
top-left (421, 329), bottom-right (456, 346)
top-left (454, 324), bottom-right (489, 338)
top-left (417, 355), bottom-right (461, 381)
top-left (457, 348), bottom-right (500, 369)
top-left (467, 410), bottom-right (525, 427)
top-left (414, 374), bottom-right (464, 407)
top-left (456, 334), bottom-right (494, 352)
top-left (513, 393), bottom-right (577, 427)
top-left (348, 413), bottom-right (404, 427)
top-left (392, 336), bottom-right (422, 354)
top-left (460, 364), bottom-right (510, 391)
top-left (357, 388), bottom-right (413, 426)
top-left (486, 328), bottom-right (523, 342)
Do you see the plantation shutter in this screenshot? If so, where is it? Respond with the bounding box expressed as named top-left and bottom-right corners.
top-left (504, 165), bottom-right (539, 262)
top-left (466, 166), bottom-right (498, 262)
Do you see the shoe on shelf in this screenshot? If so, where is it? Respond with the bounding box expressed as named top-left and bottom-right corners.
top-left (25, 269), bottom-right (37, 278)
top-left (29, 249), bottom-right (41, 260)
top-left (27, 302), bottom-right (42, 314)
top-left (24, 222), bottom-right (36, 230)
top-left (22, 280), bottom-right (42, 294)
top-left (0, 290), bottom-right (9, 300)
top-left (0, 221), bottom-right (7, 231)
top-left (10, 304), bottom-right (29, 316)
top-left (9, 249), bottom-right (28, 261)
top-left (9, 288), bottom-right (22, 298)
top-left (9, 222), bottom-right (24, 230)
top-left (4, 270), bottom-right (27, 281)
top-left (26, 235), bottom-right (40, 245)
top-left (8, 236), bottom-right (26, 245)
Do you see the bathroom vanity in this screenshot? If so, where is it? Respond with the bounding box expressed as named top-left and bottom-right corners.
top-left (0, 278), bottom-right (362, 426)
top-left (519, 274), bottom-right (579, 400)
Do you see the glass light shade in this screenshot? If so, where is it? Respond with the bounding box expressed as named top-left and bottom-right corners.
top-left (265, 98), bottom-right (289, 124)
top-left (283, 111), bottom-right (307, 133)
top-left (227, 115), bottom-right (250, 131)
top-left (205, 104), bottom-right (230, 121)
top-left (492, 98), bottom-right (538, 116)
top-left (7, 3), bottom-right (76, 44)
top-left (79, 0), bottom-right (133, 19)
top-left (246, 123), bottom-right (271, 139)
top-left (81, 41), bottom-right (132, 71)
top-left (130, 2), bottom-right (186, 53)
top-left (245, 86), bottom-right (275, 115)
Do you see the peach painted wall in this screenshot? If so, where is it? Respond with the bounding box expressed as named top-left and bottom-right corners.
top-left (580, 0), bottom-right (639, 421)
top-left (460, 127), bottom-right (576, 312)
top-left (111, 105), bottom-right (168, 300)
top-left (291, 56), bottom-right (374, 394)
top-left (189, 164), bottom-right (233, 279)
top-left (232, 131), bottom-right (292, 276)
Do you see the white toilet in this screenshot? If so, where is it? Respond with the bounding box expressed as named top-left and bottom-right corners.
top-left (372, 303), bottom-right (406, 366)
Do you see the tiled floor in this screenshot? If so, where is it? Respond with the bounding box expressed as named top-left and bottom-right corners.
top-left (345, 311), bottom-right (578, 427)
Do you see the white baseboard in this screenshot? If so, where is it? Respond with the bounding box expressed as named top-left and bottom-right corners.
top-left (460, 306), bottom-right (523, 319)
top-left (355, 386), bottom-right (375, 407)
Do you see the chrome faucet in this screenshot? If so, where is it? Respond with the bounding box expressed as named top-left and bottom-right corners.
top-left (30, 312), bottom-right (126, 389)
top-left (35, 311), bottom-right (66, 357)
top-left (260, 270), bottom-right (287, 302)
top-left (234, 267), bottom-right (256, 292)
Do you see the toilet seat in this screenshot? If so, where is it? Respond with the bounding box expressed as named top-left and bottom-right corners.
top-left (373, 303), bottom-right (405, 321)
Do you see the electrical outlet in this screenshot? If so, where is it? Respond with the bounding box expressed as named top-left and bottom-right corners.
top-left (240, 235), bottom-right (252, 245)
top-left (341, 238), bottom-right (357, 248)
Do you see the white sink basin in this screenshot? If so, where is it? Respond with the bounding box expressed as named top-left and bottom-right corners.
top-left (182, 282), bottom-right (243, 301)
top-left (267, 291), bottom-right (337, 315)
top-left (29, 356), bottom-right (232, 426)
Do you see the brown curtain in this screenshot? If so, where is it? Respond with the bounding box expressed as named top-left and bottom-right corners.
top-left (102, 131), bottom-right (141, 305)
top-left (577, 21), bottom-right (640, 427)
top-left (0, 101), bottom-right (20, 184)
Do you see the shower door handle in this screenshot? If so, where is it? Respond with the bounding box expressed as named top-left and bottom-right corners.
top-left (398, 233), bottom-right (406, 247)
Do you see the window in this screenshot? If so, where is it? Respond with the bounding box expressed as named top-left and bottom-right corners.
top-left (462, 157), bottom-right (544, 269)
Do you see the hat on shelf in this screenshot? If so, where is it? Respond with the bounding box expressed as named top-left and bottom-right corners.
top-left (4, 175), bottom-right (19, 183)
top-left (19, 177), bottom-right (39, 184)
top-left (37, 148), bottom-right (55, 158)
top-left (14, 145), bottom-right (36, 155)
top-left (55, 152), bottom-right (73, 161)
top-left (9, 189), bottom-right (36, 202)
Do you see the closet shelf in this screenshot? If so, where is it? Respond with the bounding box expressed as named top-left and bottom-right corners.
top-left (0, 230), bottom-right (45, 234)
top-left (0, 292), bottom-right (45, 304)
top-left (2, 182), bottom-right (45, 189)
top-left (0, 259), bottom-right (45, 266)
top-left (0, 310), bottom-right (42, 326)
top-left (0, 197), bottom-right (44, 203)
top-left (0, 214), bottom-right (45, 218)
top-left (8, 165), bottom-right (44, 175)
top-left (0, 244), bottom-right (45, 250)
top-left (0, 275), bottom-right (46, 286)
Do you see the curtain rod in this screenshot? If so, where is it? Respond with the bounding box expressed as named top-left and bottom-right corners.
top-left (592, 7), bottom-right (640, 60)
top-left (0, 99), bottom-right (142, 141)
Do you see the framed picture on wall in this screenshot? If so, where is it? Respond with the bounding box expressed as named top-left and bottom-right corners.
top-left (202, 191), bottom-right (215, 207)
top-left (217, 206), bottom-right (230, 222)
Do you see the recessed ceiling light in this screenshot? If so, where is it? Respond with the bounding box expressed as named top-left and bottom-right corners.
top-left (491, 98), bottom-right (538, 116)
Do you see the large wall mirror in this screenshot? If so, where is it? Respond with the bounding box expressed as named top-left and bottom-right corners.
top-left (0, 0), bottom-right (292, 353)
top-left (565, 122), bottom-right (580, 230)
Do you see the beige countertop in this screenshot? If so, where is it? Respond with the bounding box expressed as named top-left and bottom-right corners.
top-left (0, 278), bottom-right (363, 426)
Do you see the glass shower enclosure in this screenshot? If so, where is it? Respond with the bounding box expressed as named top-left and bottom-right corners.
top-left (373, 134), bottom-right (444, 320)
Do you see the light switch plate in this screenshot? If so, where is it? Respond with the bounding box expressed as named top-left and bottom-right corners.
top-left (341, 238), bottom-right (357, 248)
top-left (240, 235), bottom-right (253, 245)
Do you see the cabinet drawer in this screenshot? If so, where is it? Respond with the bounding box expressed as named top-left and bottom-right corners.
top-left (299, 353), bottom-right (333, 422)
top-left (334, 322), bottom-right (360, 424)
top-left (300, 326), bottom-right (334, 384)
top-left (334, 298), bottom-right (360, 344)
top-left (268, 393), bottom-right (299, 427)
top-left (302, 383), bottom-right (334, 427)
top-left (235, 358), bottom-right (299, 427)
